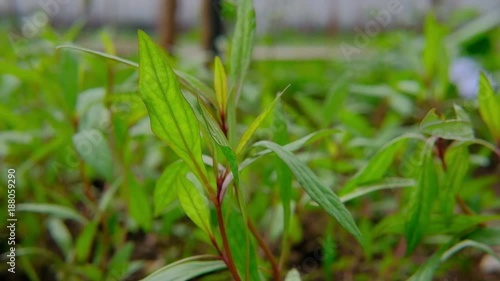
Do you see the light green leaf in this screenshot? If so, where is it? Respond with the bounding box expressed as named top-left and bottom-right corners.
top-left (128, 174), bottom-right (153, 231)
top-left (57, 45), bottom-right (139, 68)
top-left (154, 161), bottom-right (184, 216)
top-left (142, 256), bottom-right (225, 281)
top-left (405, 139), bottom-right (438, 254)
top-left (214, 56), bottom-right (228, 113)
top-left (253, 141), bottom-right (363, 244)
top-left (138, 30), bottom-right (207, 184)
top-left (230, 0), bottom-right (256, 100)
top-left (177, 171), bottom-right (212, 236)
top-left (420, 109), bottom-right (474, 141)
top-left (478, 72), bottom-right (500, 142)
top-left (18, 203), bottom-right (87, 224)
top-left (236, 87), bottom-right (288, 156)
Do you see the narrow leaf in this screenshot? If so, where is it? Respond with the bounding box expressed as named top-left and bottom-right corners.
top-left (230, 0), bottom-right (256, 100)
top-left (236, 87), bottom-right (288, 156)
top-left (177, 171), bottom-right (212, 236)
top-left (214, 56), bottom-right (228, 113)
top-left (254, 141), bottom-right (363, 244)
top-left (405, 139), bottom-right (438, 254)
top-left (18, 203), bottom-right (87, 224)
top-left (142, 257), bottom-right (225, 281)
top-left (226, 207), bottom-right (261, 280)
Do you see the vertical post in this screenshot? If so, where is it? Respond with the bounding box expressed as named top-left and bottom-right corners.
top-left (201, 0), bottom-right (224, 58)
top-left (158, 0), bottom-right (178, 53)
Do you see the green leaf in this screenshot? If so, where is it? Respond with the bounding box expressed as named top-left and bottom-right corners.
top-left (405, 139), bottom-right (438, 254)
top-left (17, 203), bottom-right (87, 224)
top-left (236, 87), bottom-right (288, 156)
top-left (478, 72), bottom-right (500, 142)
top-left (214, 56), bottom-right (229, 113)
top-left (342, 136), bottom-right (408, 194)
top-left (340, 178), bottom-right (415, 203)
top-left (128, 174), bottom-right (153, 231)
top-left (138, 30), bottom-right (208, 184)
top-left (47, 218), bottom-right (73, 258)
top-left (198, 98), bottom-right (239, 186)
top-left (229, 0), bottom-right (256, 100)
top-left (440, 144), bottom-right (469, 215)
top-left (57, 45), bottom-right (139, 68)
top-left (75, 221), bottom-right (98, 262)
top-left (177, 171), bottom-right (213, 236)
top-left (441, 240), bottom-right (500, 263)
top-left (466, 227), bottom-right (500, 245)
top-left (253, 141), bottom-right (363, 244)
top-left (226, 207), bottom-right (261, 280)
top-left (106, 242), bottom-right (134, 280)
top-left (141, 256), bottom-right (225, 281)
top-left (420, 109), bottom-right (474, 141)
top-left (154, 161), bottom-right (184, 216)
top-left (59, 51), bottom-right (79, 112)
top-left (73, 129), bottom-right (114, 182)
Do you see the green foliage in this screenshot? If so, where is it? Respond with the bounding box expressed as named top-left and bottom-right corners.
top-left (1, 3), bottom-right (499, 281)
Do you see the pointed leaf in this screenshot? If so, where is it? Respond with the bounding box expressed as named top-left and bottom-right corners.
top-left (214, 56), bottom-right (228, 113)
top-left (142, 256), bottom-right (225, 281)
top-left (230, 0), bottom-right (256, 100)
top-left (17, 203), bottom-right (87, 224)
top-left (253, 141), bottom-right (363, 244)
top-left (177, 171), bottom-right (212, 236)
top-left (236, 87), bottom-right (288, 156)
top-left (138, 30), bottom-right (207, 182)
top-left (405, 139), bottom-right (438, 254)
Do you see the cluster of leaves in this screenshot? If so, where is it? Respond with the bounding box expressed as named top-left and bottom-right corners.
top-left (1, 1), bottom-right (500, 281)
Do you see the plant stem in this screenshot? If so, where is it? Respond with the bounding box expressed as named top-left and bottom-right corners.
top-left (215, 200), bottom-right (241, 281)
top-left (247, 219), bottom-right (281, 281)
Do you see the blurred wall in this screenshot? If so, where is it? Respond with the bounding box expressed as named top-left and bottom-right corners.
top-left (2, 0), bottom-right (500, 32)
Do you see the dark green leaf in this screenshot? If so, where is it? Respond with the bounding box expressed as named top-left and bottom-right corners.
top-left (405, 139), bottom-right (438, 254)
